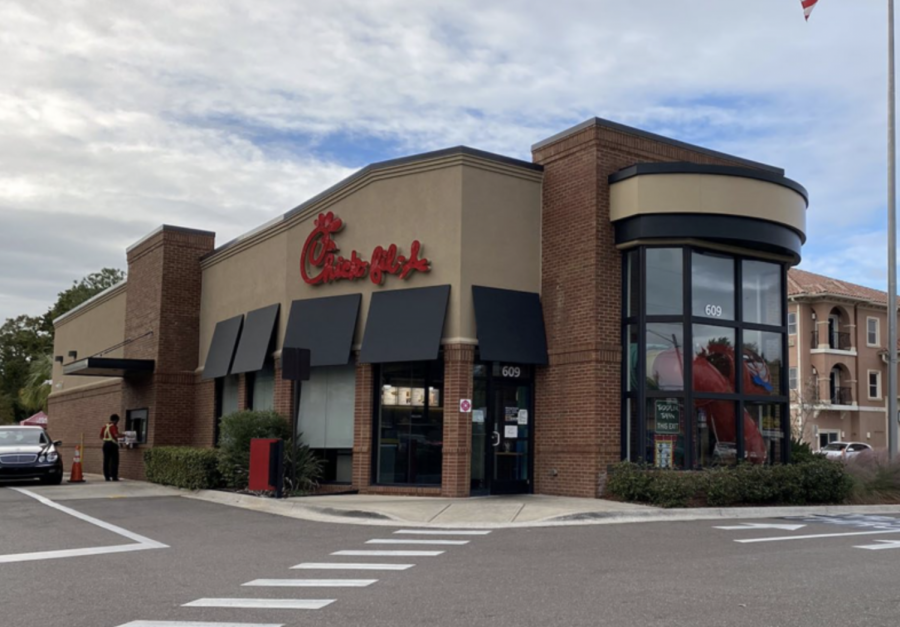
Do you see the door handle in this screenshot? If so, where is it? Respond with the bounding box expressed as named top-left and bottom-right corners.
top-left (491, 431), bottom-right (501, 447)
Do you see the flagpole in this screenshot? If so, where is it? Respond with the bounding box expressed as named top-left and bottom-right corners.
top-left (888, 0), bottom-right (898, 460)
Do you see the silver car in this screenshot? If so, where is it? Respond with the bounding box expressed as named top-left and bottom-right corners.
top-left (818, 441), bottom-right (873, 461)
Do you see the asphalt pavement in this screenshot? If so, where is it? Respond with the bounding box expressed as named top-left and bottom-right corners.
top-left (2, 484), bottom-right (900, 627)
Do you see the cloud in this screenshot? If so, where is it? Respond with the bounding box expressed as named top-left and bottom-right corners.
top-left (0, 0), bottom-right (895, 321)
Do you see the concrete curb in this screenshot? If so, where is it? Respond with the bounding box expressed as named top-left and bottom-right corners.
top-left (182, 490), bottom-right (900, 529)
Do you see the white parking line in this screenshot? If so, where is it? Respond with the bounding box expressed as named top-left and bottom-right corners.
top-left (394, 529), bottom-right (492, 535)
top-left (1, 488), bottom-right (168, 564)
top-left (366, 539), bottom-right (469, 546)
top-left (291, 563), bottom-right (414, 570)
top-left (183, 599), bottom-right (334, 610)
top-left (243, 579), bottom-right (377, 587)
top-left (118, 622), bottom-right (283, 627)
top-left (736, 529), bottom-right (900, 544)
top-left (332, 550), bottom-right (444, 557)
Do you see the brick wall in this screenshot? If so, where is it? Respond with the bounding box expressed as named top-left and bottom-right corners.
top-left (441, 344), bottom-right (475, 497)
top-left (352, 359), bottom-right (373, 488)
top-left (533, 121), bottom-right (760, 497)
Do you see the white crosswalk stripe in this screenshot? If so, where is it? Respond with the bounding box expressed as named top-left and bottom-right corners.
top-left (243, 579), bottom-right (377, 587)
top-left (366, 538), bottom-right (469, 546)
top-left (291, 562), bottom-right (415, 570)
top-left (394, 529), bottom-right (492, 535)
top-left (332, 550), bottom-right (444, 557)
top-left (183, 599), bottom-right (334, 610)
top-left (117, 622), bottom-right (283, 627)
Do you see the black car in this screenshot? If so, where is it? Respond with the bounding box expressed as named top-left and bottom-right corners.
top-left (0, 426), bottom-right (63, 484)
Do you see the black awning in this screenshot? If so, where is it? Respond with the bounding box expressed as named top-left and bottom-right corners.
top-left (202, 315), bottom-right (243, 380)
top-left (63, 357), bottom-right (155, 377)
top-left (230, 304), bottom-right (280, 375)
top-left (283, 294), bottom-right (361, 367)
top-left (360, 285), bottom-right (450, 364)
top-left (472, 286), bottom-right (548, 365)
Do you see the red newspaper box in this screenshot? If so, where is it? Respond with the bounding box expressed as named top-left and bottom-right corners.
top-left (248, 438), bottom-right (279, 492)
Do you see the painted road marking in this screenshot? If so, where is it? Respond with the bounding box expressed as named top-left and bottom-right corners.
top-left (736, 529), bottom-right (900, 544)
top-left (118, 622), bottom-right (284, 627)
top-left (292, 563), bottom-right (414, 571)
top-left (715, 523), bottom-right (807, 531)
top-left (366, 538), bottom-right (469, 546)
top-left (854, 539), bottom-right (900, 551)
top-left (183, 599), bottom-right (334, 610)
top-left (332, 550), bottom-right (444, 557)
top-left (243, 579), bottom-right (377, 587)
top-left (394, 529), bottom-right (492, 536)
top-left (0, 488), bottom-right (167, 564)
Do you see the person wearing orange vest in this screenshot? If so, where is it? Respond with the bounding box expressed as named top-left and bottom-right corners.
top-left (100, 414), bottom-right (121, 481)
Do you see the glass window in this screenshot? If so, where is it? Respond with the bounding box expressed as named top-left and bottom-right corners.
top-left (125, 409), bottom-right (148, 444)
top-left (788, 312), bottom-right (797, 335)
top-left (646, 248), bottom-right (683, 316)
top-left (311, 449), bottom-right (353, 483)
top-left (692, 252), bottom-right (735, 320)
top-left (868, 318), bottom-right (880, 346)
top-left (625, 325), bottom-right (638, 392)
top-left (646, 323), bottom-right (684, 392)
top-left (625, 397), bottom-right (640, 463)
top-left (744, 403), bottom-right (784, 464)
top-left (298, 365), bottom-right (356, 449)
top-left (694, 400), bottom-right (737, 468)
top-left (626, 249), bottom-right (640, 318)
top-left (647, 397), bottom-right (685, 469)
top-left (377, 361), bottom-right (444, 485)
top-left (742, 330), bottom-right (783, 396)
top-left (789, 367), bottom-right (798, 391)
top-left (693, 325), bottom-right (736, 392)
top-left (869, 371), bottom-right (881, 399)
top-left (220, 374), bottom-right (239, 417)
top-left (250, 363), bottom-right (275, 411)
top-left (742, 260), bottom-right (782, 326)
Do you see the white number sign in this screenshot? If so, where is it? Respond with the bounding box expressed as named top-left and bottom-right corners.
top-left (501, 366), bottom-right (522, 378)
top-left (704, 304), bottom-right (723, 318)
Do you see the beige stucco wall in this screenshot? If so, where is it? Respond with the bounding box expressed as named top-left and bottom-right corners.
top-left (51, 284), bottom-right (127, 393)
top-left (610, 173), bottom-right (807, 237)
top-left (198, 154), bottom-right (543, 368)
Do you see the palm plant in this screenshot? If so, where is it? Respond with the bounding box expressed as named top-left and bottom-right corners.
top-left (19, 354), bottom-right (53, 413)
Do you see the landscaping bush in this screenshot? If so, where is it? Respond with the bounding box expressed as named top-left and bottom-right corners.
top-left (605, 459), bottom-right (853, 508)
top-left (284, 438), bottom-right (324, 495)
top-left (144, 446), bottom-right (222, 490)
top-left (790, 438), bottom-right (818, 464)
top-left (845, 450), bottom-right (900, 504)
top-left (217, 410), bottom-right (292, 489)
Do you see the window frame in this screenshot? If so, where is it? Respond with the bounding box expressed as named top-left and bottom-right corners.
top-left (125, 408), bottom-right (149, 445)
top-left (868, 369), bottom-right (882, 400)
top-left (867, 317), bottom-right (880, 347)
top-left (788, 312), bottom-right (797, 335)
top-left (621, 244), bottom-right (789, 468)
top-left (789, 367), bottom-right (798, 391)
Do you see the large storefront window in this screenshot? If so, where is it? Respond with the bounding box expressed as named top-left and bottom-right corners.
top-left (623, 246), bottom-right (789, 467)
top-left (299, 364), bottom-right (356, 483)
top-left (376, 361), bottom-right (444, 485)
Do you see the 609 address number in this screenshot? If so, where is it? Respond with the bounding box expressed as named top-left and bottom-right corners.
top-left (501, 366), bottom-right (522, 378)
top-left (704, 304), bottom-right (723, 318)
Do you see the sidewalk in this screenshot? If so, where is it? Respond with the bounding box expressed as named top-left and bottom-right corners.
top-left (26, 475), bottom-right (900, 528)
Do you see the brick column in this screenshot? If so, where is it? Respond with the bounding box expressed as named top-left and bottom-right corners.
top-left (352, 360), bottom-right (373, 488)
top-left (441, 344), bottom-right (475, 497)
top-left (273, 357), bottom-right (294, 422)
top-left (237, 374), bottom-right (248, 411)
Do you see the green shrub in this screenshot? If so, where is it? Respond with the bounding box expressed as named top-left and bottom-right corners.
top-left (144, 446), bottom-right (222, 490)
top-left (790, 438), bottom-right (818, 464)
top-left (217, 410), bottom-right (292, 489)
top-left (284, 438), bottom-right (324, 495)
top-left (605, 459), bottom-right (853, 508)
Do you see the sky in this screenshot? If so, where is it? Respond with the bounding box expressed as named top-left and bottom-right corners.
top-left (0, 0), bottom-right (895, 322)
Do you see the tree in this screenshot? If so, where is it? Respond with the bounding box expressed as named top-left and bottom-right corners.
top-left (791, 373), bottom-right (822, 445)
top-left (44, 268), bottom-right (126, 325)
top-left (19, 354), bottom-right (53, 413)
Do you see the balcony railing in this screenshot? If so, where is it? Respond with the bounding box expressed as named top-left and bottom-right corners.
top-left (831, 387), bottom-right (853, 405)
top-left (813, 329), bottom-right (852, 350)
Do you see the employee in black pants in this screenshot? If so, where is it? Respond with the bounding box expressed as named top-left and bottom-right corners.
top-left (100, 414), bottom-right (120, 481)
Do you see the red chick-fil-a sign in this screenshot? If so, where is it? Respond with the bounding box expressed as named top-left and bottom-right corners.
top-left (300, 211), bottom-right (431, 286)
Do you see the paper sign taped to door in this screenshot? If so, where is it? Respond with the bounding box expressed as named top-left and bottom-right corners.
top-left (517, 409), bottom-right (528, 425)
top-left (472, 409), bottom-right (485, 424)
top-left (504, 425), bottom-right (518, 438)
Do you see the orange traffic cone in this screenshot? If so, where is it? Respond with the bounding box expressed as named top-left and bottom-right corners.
top-left (68, 444), bottom-right (85, 483)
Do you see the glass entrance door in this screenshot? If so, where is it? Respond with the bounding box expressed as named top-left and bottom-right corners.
top-left (489, 380), bottom-right (531, 494)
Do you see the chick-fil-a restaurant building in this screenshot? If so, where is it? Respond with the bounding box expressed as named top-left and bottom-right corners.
top-left (49, 117), bottom-right (808, 497)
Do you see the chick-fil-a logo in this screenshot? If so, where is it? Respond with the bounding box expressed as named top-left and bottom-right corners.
top-left (300, 212), bottom-right (431, 286)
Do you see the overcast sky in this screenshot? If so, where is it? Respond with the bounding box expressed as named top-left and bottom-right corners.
top-left (0, 1), bottom-right (894, 322)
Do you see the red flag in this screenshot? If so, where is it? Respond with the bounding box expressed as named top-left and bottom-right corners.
top-left (802, 0), bottom-right (819, 21)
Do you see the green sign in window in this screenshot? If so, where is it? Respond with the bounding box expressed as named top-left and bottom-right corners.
top-left (654, 400), bottom-right (681, 435)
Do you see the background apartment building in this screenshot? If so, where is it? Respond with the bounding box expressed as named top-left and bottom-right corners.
top-left (788, 269), bottom-right (900, 451)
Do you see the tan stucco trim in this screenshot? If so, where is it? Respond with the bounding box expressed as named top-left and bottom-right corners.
top-left (53, 281), bottom-right (127, 328)
top-left (609, 173), bottom-right (806, 237)
top-left (202, 152), bottom-right (543, 270)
